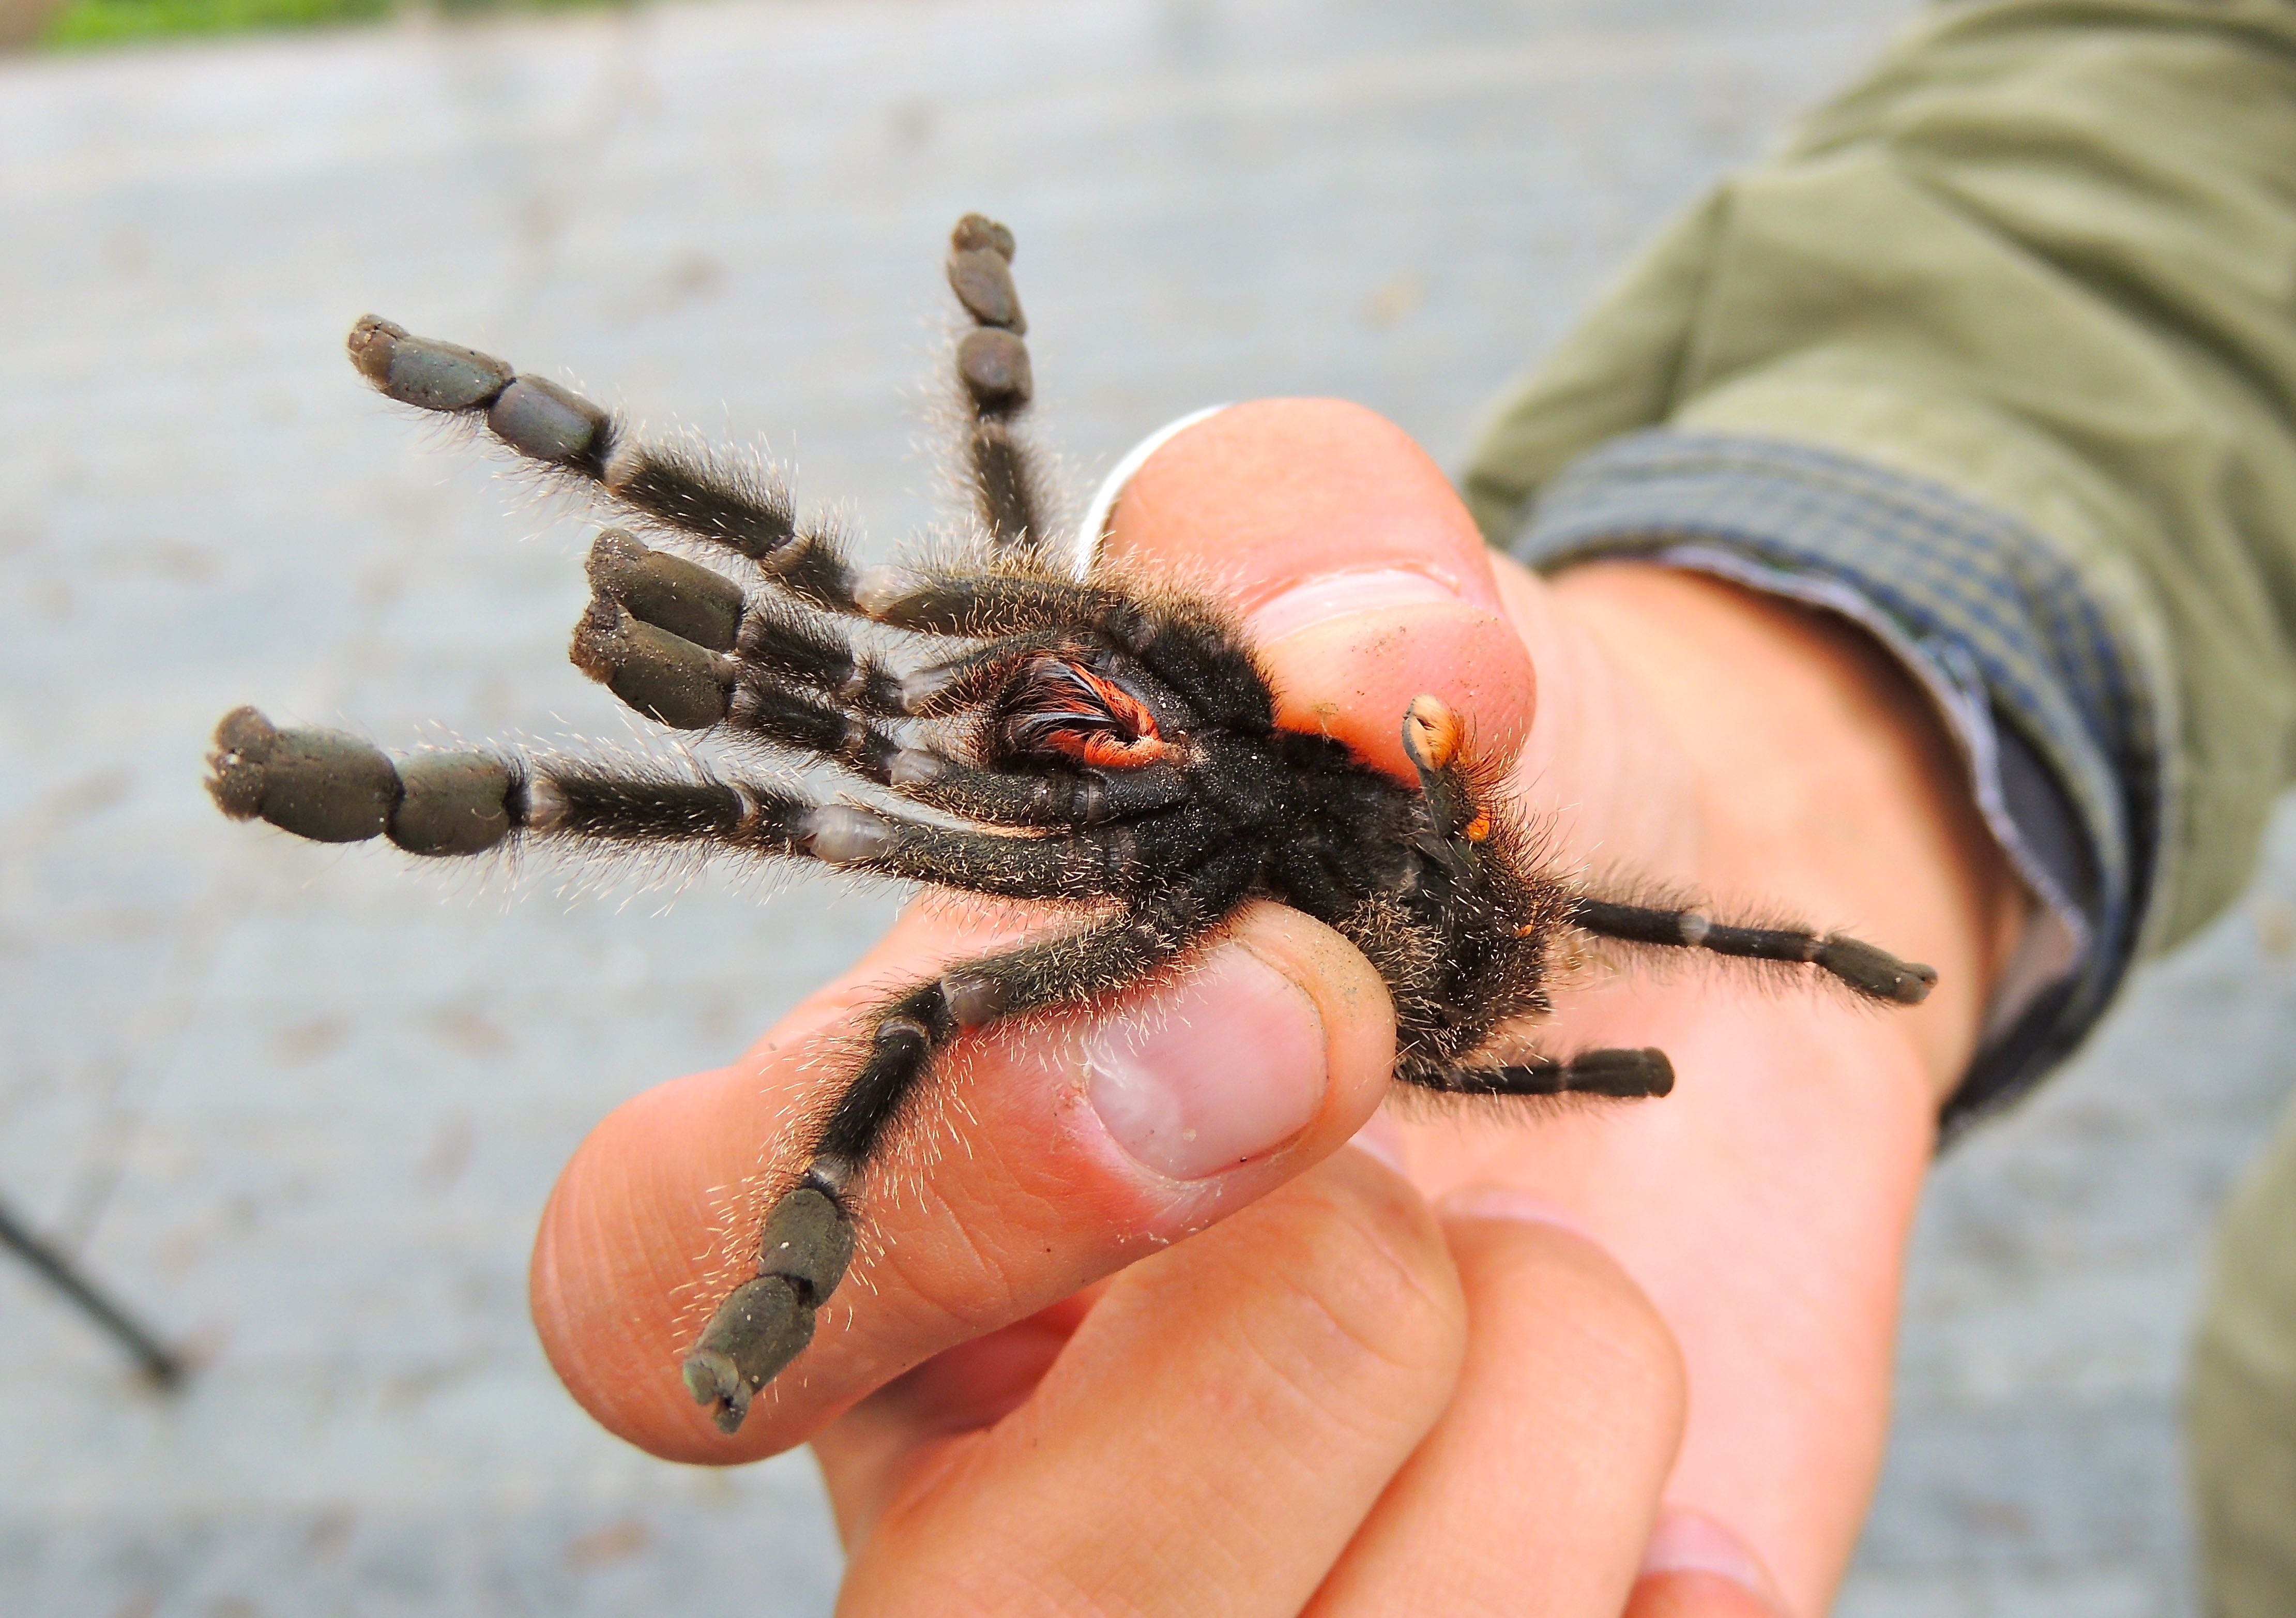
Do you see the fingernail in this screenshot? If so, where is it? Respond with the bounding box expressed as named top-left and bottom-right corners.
top-left (1345, 1109), bottom-right (1408, 1177)
top-left (1435, 1184), bottom-right (1599, 1246)
top-left (1246, 568), bottom-right (1460, 643)
top-left (1637, 1507), bottom-right (1788, 1613)
top-left (1086, 944), bottom-right (1326, 1180)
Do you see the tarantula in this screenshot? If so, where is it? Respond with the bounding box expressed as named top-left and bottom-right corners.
top-left (204, 215), bottom-right (1936, 1436)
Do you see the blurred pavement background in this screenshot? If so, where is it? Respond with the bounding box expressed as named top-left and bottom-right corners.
top-left (5, 1), bottom-right (2291, 1612)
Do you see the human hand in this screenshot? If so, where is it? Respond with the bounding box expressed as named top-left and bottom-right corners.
top-left (529, 401), bottom-right (2021, 1613)
top-left (816, 1142), bottom-right (1757, 1616)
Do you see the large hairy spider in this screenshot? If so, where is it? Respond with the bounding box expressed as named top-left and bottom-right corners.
top-left (205, 215), bottom-right (1935, 1436)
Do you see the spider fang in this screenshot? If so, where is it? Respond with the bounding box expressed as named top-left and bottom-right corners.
top-left (998, 655), bottom-right (1171, 769)
top-left (1400, 692), bottom-right (1465, 773)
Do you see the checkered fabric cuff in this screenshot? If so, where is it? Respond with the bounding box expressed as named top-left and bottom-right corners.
top-left (1506, 431), bottom-right (2159, 1141)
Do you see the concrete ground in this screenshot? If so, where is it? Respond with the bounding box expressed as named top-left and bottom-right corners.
top-left (4, 0), bottom-right (2290, 1612)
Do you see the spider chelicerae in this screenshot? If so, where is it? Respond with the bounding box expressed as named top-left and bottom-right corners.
top-left (204, 214), bottom-right (1936, 1436)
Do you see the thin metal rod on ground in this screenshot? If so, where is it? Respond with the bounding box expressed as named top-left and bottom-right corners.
top-left (0, 1192), bottom-right (186, 1386)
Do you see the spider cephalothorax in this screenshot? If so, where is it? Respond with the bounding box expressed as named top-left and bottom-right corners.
top-left (205, 215), bottom-right (1935, 1435)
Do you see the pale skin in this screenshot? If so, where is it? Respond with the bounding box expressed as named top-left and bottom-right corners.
top-left (529, 400), bottom-right (2026, 1616)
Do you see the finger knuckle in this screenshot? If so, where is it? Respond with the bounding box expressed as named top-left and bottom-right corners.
top-left (1244, 1175), bottom-right (1467, 1414)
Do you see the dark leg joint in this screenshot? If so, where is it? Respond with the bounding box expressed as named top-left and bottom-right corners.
top-left (947, 247), bottom-right (1026, 334)
top-left (681, 1275), bottom-right (810, 1434)
top-left (950, 213), bottom-right (1015, 261)
top-left (1572, 898), bottom-right (1706, 948)
top-left (1559, 1048), bottom-right (1675, 1098)
top-left (735, 602), bottom-right (901, 714)
top-left (205, 708), bottom-right (399, 843)
top-left (940, 967), bottom-right (1011, 1030)
top-left (681, 1178), bottom-right (857, 1434)
top-left (1815, 936), bottom-right (1938, 1005)
top-left (726, 682), bottom-right (896, 781)
top-left (346, 316), bottom-right (512, 412)
top-left (207, 708), bottom-right (524, 856)
top-left (488, 375), bottom-right (612, 471)
top-left (958, 328), bottom-right (1032, 414)
top-left (569, 597), bottom-right (733, 731)
top-left (390, 752), bottom-right (515, 855)
top-left (586, 528), bottom-right (746, 652)
top-left (970, 421), bottom-right (1035, 543)
top-left (799, 805), bottom-right (897, 866)
top-left (874, 1013), bottom-right (933, 1053)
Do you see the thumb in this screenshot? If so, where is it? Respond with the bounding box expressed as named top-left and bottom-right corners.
top-left (529, 897), bottom-right (1395, 1464)
top-left (1106, 397), bottom-right (1538, 779)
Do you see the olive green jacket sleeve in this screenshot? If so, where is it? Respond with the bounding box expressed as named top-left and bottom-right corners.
top-left (1464, 0), bottom-right (2296, 1124)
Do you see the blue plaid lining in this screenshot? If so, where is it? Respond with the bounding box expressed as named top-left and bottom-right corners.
top-left (1507, 431), bottom-right (2159, 1139)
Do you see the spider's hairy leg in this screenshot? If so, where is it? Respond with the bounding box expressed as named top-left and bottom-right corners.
top-left (685, 853), bottom-right (1258, 1434)
top-left (885, 752), bottom-right (1198, 829)
top-left (581, 526), bottom-right (743, 656)
top-left (570, 530), bottom-right (959, 796)
top-left (584, 528), bottom-right (909, 715)
top-left (204, 707), bottom-right (515, 855)
top-left (893, 632), bottom-right (1073, 715)
top-left (342, 319), bottom-right (864, 612)
top-left (205, 706), bottom-right (1217, 900)
top-left (944, 213), bottom-right (1050, 553)
top-left (205, 706), bottom-right (810, 862)
top-left (1572, 897), bottom-right (1939, 1006)
top-left (1393, 694), bottom-right (1937, 1005)
top-left (564, 578), bottom-right (1195, 829)
top-left (342, 210), bottom-right (1045, 610)
top-left (794, 800), bottom-right (1226, 899)
top-left (1398, 1049), bottom-right (1676, 1100)
top-left (855, 569), bottom-right (1276, 732)
top-left (573, 532), bottom-right (1026, 806)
